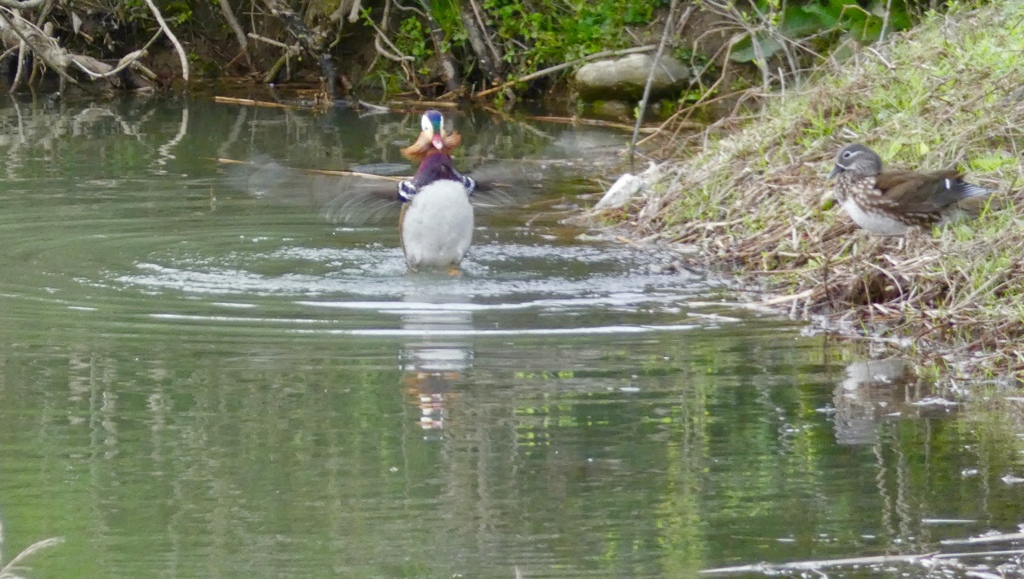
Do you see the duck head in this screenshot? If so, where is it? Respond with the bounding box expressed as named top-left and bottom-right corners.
top-left (828, 143), bottom-right (883, 179)
top-left (423, 110), bottom-right (444, 150)
top-left (401, 110), bottom-right (463, 162)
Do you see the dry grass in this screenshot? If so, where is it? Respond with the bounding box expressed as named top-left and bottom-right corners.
top-left (619, 0), bottom-right (1024, 380)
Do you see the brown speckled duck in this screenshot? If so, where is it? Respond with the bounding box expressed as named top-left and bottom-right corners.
top-left (828, 143), bottom-right (998, 235)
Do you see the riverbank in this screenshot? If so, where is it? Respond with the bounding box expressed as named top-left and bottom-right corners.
top-left (613, 0), bottom-right (1024, 383)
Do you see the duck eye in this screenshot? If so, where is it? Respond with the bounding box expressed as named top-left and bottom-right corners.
top-left (842, 151), bottom-right (853, 159)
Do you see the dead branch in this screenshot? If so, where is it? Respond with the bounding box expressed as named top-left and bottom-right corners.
top-left (0, 0), bottom-right (43, 8)
top-left (143, 0), bottom-right (188, 82)
top-left (213, 96), bottom-right (300, 108)
top-left (417, 0), bottom-right (460, 93)
top-left (368, 6), bottom-right (413, 62)
top-left (630, 0), bottom-right (682, 165)
top-left (527, 115), bottom-right (658, 133)
top-left (460, 0), bottom-right (503, 84)
top-left (216, 157), bottom-right (404, 181)
top-left (72, 32), bottom-right (161, 80)
top-left (218, 0), bottom-right (253, 70)
top-left (262, 0), bottom-right (335, 96)
top-left (0, 9), bottom-right (78, 88)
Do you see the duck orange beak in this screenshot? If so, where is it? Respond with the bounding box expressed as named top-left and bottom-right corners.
top-left (432, 134), bottom-right (443, 149)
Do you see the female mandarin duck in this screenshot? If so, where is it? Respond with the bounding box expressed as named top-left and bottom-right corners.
top-left (396, 110), bottom-right (476, 270)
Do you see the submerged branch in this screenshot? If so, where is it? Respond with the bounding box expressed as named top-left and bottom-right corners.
top-left (703, 548), bottom-right (1024, 576)
top-left (0, 537), bottom-right (63, 578)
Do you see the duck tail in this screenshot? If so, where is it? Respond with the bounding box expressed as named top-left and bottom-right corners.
top-left (955, 182), bottom-right (1001, 213)
top-left (955, 181), bottom-right (995, 198)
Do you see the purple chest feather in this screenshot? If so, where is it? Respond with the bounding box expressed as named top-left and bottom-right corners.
top-left (413, 153), bottom-right (458, 188)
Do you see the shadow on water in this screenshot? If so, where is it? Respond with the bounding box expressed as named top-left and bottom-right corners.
top-left (0, 97), bottom-right (1022, 578)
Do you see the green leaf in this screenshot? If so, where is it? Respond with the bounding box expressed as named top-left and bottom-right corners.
top-left (780, 6), bottom-right (827, 37)
top-left (729, 33), bottom-right (784, 63)
top-left (969, 151), bottom-right (1016, 173)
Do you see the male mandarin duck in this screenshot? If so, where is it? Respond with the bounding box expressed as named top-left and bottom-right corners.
top-left (230, 109), bottom-right (562, 267)
top-left (401, 109), bottom-right (462, 161)
top-left (397, 110), bottom-right (476, 270)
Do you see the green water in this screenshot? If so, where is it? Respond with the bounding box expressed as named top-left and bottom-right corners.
top-left (0, 98), bottom-right (1021, 578)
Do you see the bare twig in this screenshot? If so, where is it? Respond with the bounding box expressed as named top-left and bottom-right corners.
top-left (218, 0), bottom-right (253, 70)
top-left (630, 0), bottom-right (681, 165)
top-left (367, 0), bottom-right (414, 63)
top-left (71, 31), bottom-right (162, 80)
top-left (143, 0), bottom-right (189, 82)
top-left (0, 0), bottom-right (43, 8)
top-left (0, 9), bottom-right (79, 87)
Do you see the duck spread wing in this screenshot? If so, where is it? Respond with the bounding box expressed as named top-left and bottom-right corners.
top-left (224, 155), bottom-right (404, 225)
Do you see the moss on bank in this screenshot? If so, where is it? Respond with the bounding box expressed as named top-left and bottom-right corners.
top-left (621, 0), bottom-right (1024, 381)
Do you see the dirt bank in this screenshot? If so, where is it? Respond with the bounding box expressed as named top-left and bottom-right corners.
top-left (607, 0), bottom-right (1024, 384)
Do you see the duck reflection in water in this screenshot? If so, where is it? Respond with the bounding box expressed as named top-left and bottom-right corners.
top-left (832, 357), bottom-right (942, 445)
top-left (398, 288), bottom-right (474, 435)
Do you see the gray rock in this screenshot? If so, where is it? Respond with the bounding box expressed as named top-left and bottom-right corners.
top-left (575, 54), bottom-right (691, 101)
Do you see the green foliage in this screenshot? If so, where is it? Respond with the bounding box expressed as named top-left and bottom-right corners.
top-left (624, 0), bottom-right (1024, 380)
top-left (730, 0), bottom-right (916, 63)
top-left (967, 150), bottom-right (1018, 173)
top-left (431, 0), bottom-right (468, 48)
top-left (366, 0), bottom-right (664, 89)
top-left (366, 69), bottom-right (404, 99)
top-left (396, 16), bottom-right (432, 61)
top-left (477, 0), bottom-right (664, 73)
top-left (161, 0), bottom-right (193, 27)
top-left (112, 0), bottom-right (155, 28)
top-left (623, 1), bottom-right (656, 25)
top-left (365, 0), bottom-right (932, 97)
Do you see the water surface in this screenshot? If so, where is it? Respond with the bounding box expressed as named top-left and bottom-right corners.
top-left (0, 98), bottom-right (1022, 578)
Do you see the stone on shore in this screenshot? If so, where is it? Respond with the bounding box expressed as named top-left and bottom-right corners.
top-left (575, 54), bottom-right (691, 101)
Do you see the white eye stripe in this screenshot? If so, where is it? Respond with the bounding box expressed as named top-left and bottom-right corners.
top-left (421, 115), bottom-right (431, 132)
